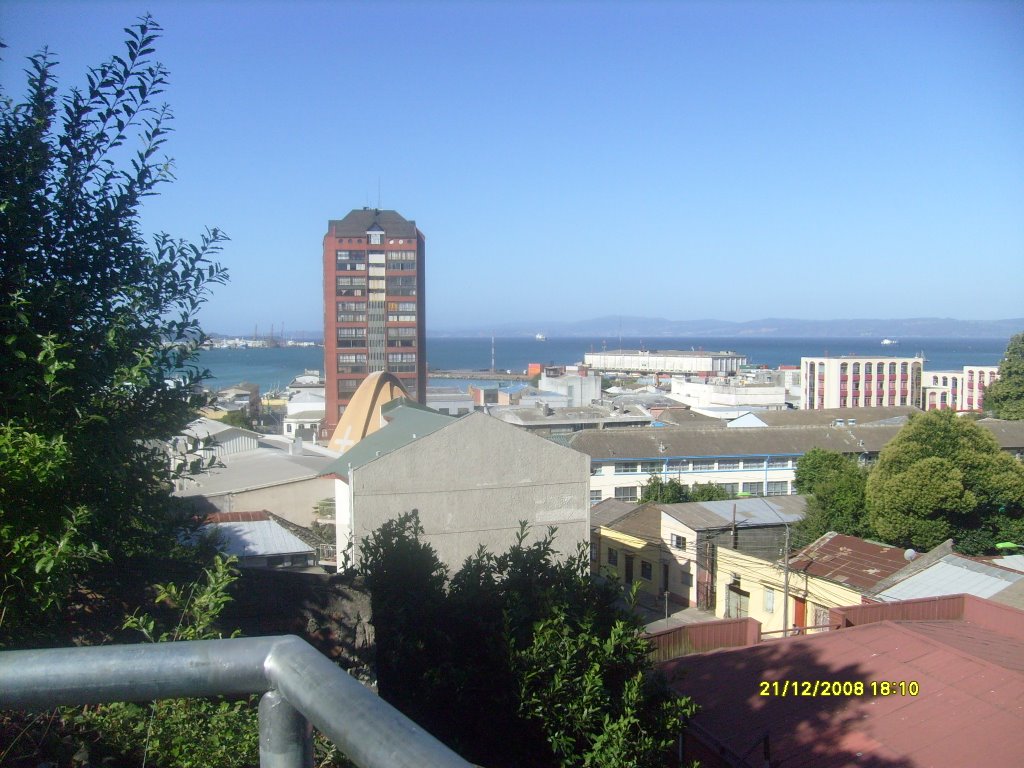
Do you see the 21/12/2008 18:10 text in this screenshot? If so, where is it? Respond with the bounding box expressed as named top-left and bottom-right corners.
top-left (759, 680), bottom-right (920, 697)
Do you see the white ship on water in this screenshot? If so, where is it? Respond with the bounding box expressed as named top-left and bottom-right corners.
top-left (535, 333), bottom-right (546, 341)
top-left (881, 338), bottom-right (899, 346)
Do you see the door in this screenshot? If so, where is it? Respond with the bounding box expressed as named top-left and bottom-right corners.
top-left (794, 597), bottom-right (807, 634)
top-left (625, 556), bottom-right (634, 584)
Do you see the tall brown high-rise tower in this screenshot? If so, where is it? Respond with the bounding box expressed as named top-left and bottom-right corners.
top-left (322, 209), bottom-right (425, 437)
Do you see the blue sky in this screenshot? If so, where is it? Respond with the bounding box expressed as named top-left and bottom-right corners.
top-left (2, 1), bottom-right (1022, 334)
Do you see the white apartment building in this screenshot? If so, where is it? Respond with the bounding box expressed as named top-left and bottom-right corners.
top-left (801, 356), bottom-right (923, 410)
top-left (922, 365), bottom-right (999, 412)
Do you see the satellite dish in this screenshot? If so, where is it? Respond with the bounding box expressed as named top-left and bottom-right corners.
top-left (904, 548), bottom-right (918, 562)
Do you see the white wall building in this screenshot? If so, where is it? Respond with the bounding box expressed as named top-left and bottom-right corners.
top-left (323, 407), bottom-right (589, 571)
top-left (669, 376), bottom-right (787, 412)
top-left (584, 349), bottom-right (747, 375)
top-left (801, 355), bottom-right (924, 410)
top-left (922, 365), bottom-right (999, 412)
top-left (539, 369), bottom-right (603, 407)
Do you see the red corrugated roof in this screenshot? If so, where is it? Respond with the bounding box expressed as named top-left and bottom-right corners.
top-left (790, 533), bottom-right (910, 591)
top-left (662, 609), bottom-right (1024, 767)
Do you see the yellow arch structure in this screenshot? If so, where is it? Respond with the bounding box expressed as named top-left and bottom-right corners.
top-left (327, 371), bottom-right (410, 454)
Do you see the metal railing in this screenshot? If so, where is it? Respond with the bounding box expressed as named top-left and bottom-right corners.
top-left (0, 634), bottom-right (472, 768)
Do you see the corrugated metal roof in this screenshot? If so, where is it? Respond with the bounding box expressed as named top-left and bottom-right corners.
top-left (790, 533), bottom-right (909, 591)
top-left (877, 555), bottom-right (1023, 602)
top-left (589, 498), bottom-right (638, 528)
top-left (662, 612), bottom-right (1024, 767)
top-left (654, 496), bottom-right (807, 530)
top-left (201, 519), bottom-right (314, 557)
top-left (566, 419), bottom-right (1024, 460)
top-left (749, 406), bottom-right (918, 427)
top-left (568, 424), bottom-right (901, 460)
top-left (320, 402), bottom-right (454, 479)
top-left (994, 554), bottom-right (1024, 573)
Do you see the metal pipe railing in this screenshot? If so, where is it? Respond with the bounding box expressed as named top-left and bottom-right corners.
top-left (0, 634), bottom-right (472, 768)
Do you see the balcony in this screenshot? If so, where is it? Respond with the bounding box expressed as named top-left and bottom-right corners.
top-left (0, 635), bottom-right (471, 768)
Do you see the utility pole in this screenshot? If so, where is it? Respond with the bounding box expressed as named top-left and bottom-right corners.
top-left (782, 524), bottom-right (791, 637)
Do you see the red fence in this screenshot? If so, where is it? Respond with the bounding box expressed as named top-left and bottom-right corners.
top-left (645, 617), bottom-right (761, 662)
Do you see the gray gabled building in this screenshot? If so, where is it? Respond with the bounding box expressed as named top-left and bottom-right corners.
top-left (321, 404), bottom-right (590, 571)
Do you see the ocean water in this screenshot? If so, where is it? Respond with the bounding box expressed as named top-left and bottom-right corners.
top-left (196, 336), bottom-right (1010, 393)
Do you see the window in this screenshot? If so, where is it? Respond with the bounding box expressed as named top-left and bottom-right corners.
top-left (608, 548), bottom-right (619, 566)
top-left (640, 461), bottom-right (662, 474)
top-left (719, 483), bottom-right (739, 496)
top-left (337, 380), bottom-right (359, 396)
top-left (717, 459), bottom-right (739, 470)
top-left (764, 587), bottom-right (775, 613)
top-left (368, 232), bottom-right (382, 245)
top-left (590, 543), bottom-right (597, 562)
top-left (766, 481), bottom-right (789, 496)
top-left (767, 457), bottom-right (790, 469)
top-left (742, 482), bottom-right (764, 496)
top-left (614, 486), bottom-right (638, 502)
top-left (665, 460), bottom-right (688, 472)
top-left (614, 462), bottom-right (637, 474)
top-left (691, 460), bottom-right (714, 471)
top-left (640, 561), bottom-right (653, 580)
top-left (744, 459), bottom-right (766, 470)
top-left (590, 490), bottom-right (602, 505)
top-left (812, 603), bottom-right (831, 631)
top-left (671, 534), bottom-right (686, 550)
top-left (591, 463), bottom-right (603, 476)
top-left (680, 570), bottom-right (692, 587)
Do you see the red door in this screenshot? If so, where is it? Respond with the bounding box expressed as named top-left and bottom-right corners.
top-left (794, 597), bottom-right (807, 634)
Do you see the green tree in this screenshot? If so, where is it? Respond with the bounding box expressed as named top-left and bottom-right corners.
top-left (689, 481), bottom-right (732, 502)
top-left (359, 515), bottom-right (693, 768)
top-left (359, 511), bottom-right (450, 731)
top-left (220, 408), bottom-right (253, 429)
top-left (73, 557), bottom-right (260, 768)
top-left (640, 475), bottom-right (689, 503)
top-left (984, 332), bottom-right (1024, 420)
top-left (0, 17), bottom-right (227, 644)
top-left (793, 448), bottom-right (870, 540)
top-left (640, 476), bottom-right (732, 504)
top-left (518, 610), bottom-right (697, 768)
top-left (865, 411), bottom-right (1024, 553)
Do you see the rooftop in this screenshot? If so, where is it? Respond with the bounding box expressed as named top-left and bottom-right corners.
top-left (875, 553), bottom-right (1024, 603)
top-left (174, 439), bottom-right (332, 497)
top-left (320, 399), bottom-right (453, 480)
top-left (743, 405), bottom-right (919, 427)
top-left (200, 511), bottom-right (314, 558)
top-left (589, 498), bottom-right (638, 529)
top-left (330, 208), bottom-right (419, 238)
top-left (662, 596), bottom-right (1024, 767)
top-left (613, 496), bottom-right (807, 531)
top-left (789, 532), bottom-right (911, 591)
top-left (587, 348), bottom-right (742, 358)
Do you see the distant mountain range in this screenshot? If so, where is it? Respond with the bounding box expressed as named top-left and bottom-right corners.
top-left (433, 316), bottom-right (1024, 339)
top-left (210, 317), bottom-right (1022, 342)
